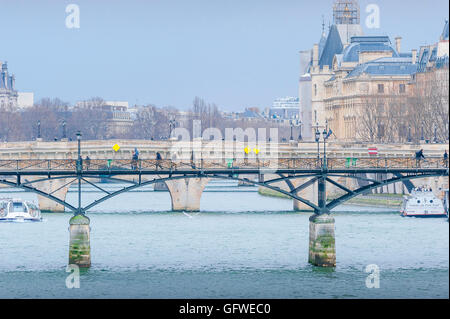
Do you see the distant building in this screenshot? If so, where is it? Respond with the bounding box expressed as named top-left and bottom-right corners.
top-left (298, 0), bottom-right (448, 142)
top-left (242, 107), bottom-right (264, 120)
top-left (269, 97), bottom-right (300, 120)
top-left (76, 100), bottom-right (133, 137)
top-left (17, 92), bottom-right (34, 108)
top-left (0, 62), bottom-right (18, 110)
top-left (0, 61), bottom-right (34, 110)
top-left (104, 101), bottom-right (133, 136)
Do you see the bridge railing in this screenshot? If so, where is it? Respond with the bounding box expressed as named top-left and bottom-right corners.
top-left (0, 156), bottom-right (447, 172)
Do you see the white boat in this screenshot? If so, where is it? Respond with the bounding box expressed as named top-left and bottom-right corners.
top-left (400, 188), bottom-right (447, 218)
top-left (0, 198), bottom-right (42, 222)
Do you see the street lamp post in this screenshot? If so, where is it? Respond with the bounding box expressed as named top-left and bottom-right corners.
top-left (169, 119), bottom-right (176, 139)
top-left (62, 120), bottom-right (67, 139)
top-left (298, 121), bottom-right (303, 141)
top-left (76, 131), bottom-right (83, 215)
top-left (434, 125), bottom-right (438, 143)
top-left (290, 120), bottom-right (294, 141)
top-left (407, 125), bottom-right (412, 143)
top-left (315, 126), bottom-right (321, 166)
top-left (37, 120), bottom-right (41, 139)
top-left (322, 121), bottom-right (329, 169)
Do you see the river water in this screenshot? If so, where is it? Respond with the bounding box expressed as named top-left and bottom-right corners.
top-left (0, 181), bottom-right (448, 298)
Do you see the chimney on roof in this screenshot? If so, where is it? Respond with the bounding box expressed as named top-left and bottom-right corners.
top-left (395, 37), bottom-right (402, 53)
top-left (313, 44), bottom-right (319, 67)
top-left (412, 49), bottom-right (417, 64)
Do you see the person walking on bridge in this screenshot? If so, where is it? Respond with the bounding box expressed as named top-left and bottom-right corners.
top-left (171, 151), bottom-right (178, 170)
top-left (85, 156), bottom-right (91, 171)
top-left (415, 149), bottom-right (425, 168)
top-left (444, 150), bottom-right (448, 168)
top-left (190, 150), bottom-right (196, 169)
top-left (156, 152), bottom-right (163, 170)
top-left (131, 148), bottom-right (139, 170)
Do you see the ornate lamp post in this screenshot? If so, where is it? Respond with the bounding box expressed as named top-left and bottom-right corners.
top-left (315, 125), bottom-right (321, 165)
top-left (76, 131), bottom-right (82, 215)
top-left (290, 118), bottom-right (303, 142)
top-left (62, 120), bottom-right (67, 140)
top-left (169, 119), bottom-right (176, 139)
top-left (433, 124), bottom-right (438, 143)
top-left (298, 120), bottom-right (303, 141)
top-left (322, 120), bottom-right (329, 169)
top-left (37, 120), bottom-right (41, 139)
top-left (290, 119), bottom-right (294, 141)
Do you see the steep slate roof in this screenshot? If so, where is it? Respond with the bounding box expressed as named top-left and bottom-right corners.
top-left (441, 20), bottom-right (449, 41)
top-left (346, 57), bottom-right (417, 78)
top-left (417, 46), bottom-right (432, 72)
top-left (318, 25), bottom-right (344, 68)
top-left (319, 31), bottom-right (327, 58)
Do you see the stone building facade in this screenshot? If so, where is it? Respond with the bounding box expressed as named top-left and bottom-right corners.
top-left (0, 62), bottom-right (17, 111)
top-left (299, 0), bottom-right (449, 142)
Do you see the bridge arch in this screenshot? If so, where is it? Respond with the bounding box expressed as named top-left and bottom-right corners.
top-left (0, 179), bottom-right (78, 212)
top-left (1, 170), bottom-right (446, 213)
top-left (326, 172), bottom-right (447, 210)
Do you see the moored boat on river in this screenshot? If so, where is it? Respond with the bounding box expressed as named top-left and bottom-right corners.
top-left (0, 198), bottom-right (42, 222)
top-left (400, 188), bottom-right (447, 218)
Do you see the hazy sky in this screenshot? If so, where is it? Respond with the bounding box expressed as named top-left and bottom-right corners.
top-left (1, 0), bottom-right (448, 110)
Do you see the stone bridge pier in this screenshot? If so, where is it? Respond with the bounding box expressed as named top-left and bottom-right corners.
top-left (32, 178), bottom-right (72, 212)
top-left (165, 178), bottom-right (210, 211)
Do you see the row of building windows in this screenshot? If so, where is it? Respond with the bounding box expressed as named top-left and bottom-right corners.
top-left (377, 84), bottom-right (406, 94)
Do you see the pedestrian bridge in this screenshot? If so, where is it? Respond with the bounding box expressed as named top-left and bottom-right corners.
top-left (0, 155), bottom-right (447, 268)
top-left (0, 156), bottom-right (447, 212)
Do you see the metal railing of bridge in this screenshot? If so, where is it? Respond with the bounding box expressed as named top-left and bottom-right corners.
top-left (0, 156), bottom-right (447, 172)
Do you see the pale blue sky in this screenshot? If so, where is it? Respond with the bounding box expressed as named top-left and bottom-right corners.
top-left (1, 0), bottom-right (448, 110)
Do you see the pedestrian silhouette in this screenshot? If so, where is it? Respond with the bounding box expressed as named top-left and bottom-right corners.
top-left (444, 150), bottom-right (448, 168)
top-left (415, 149), bottom-right (425, 167)
top-left (131, 148), bottom-right (139, 170)
top-left (156, 152), bottom-right (163, 170)
top-left (190, 151), bottom-right (196, 169)
top-left (85, 156), bottom-right (91, 170)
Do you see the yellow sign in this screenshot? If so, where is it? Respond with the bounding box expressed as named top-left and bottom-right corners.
top-left (112, 144), bottom-right (120, 152)
top-left (244, 147), bottom-right (260, 154)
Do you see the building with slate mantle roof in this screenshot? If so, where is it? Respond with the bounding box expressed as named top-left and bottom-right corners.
top-left (298, 0), bottom-right (449, 142)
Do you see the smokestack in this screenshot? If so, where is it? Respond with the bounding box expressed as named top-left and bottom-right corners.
top-left (313, 44), bottom-right (319, 67)
top-left (395, 37), bottom-right (402, 53)
top-left (412, 49), bottom-right (417, 64)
